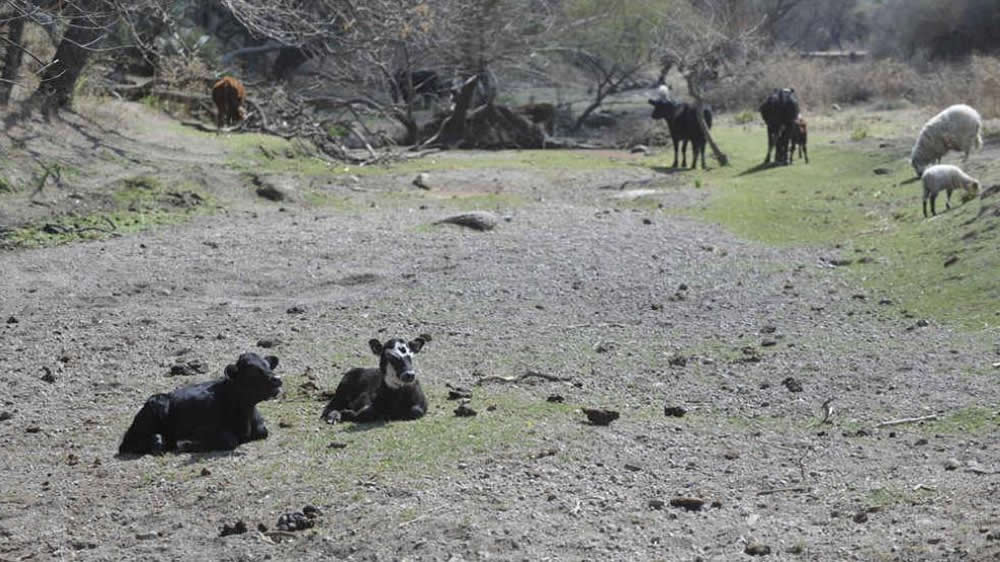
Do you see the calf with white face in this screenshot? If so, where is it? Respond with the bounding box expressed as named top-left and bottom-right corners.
top-left (321, 336), bottom-right (429, 424)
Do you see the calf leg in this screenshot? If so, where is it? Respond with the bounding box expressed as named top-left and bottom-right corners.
top-left (119, 394), bottom-right (171, 455)
top-left (802, 143), bottom-right (808, 164)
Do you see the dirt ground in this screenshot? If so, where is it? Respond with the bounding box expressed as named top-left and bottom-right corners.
top-left (1, 101), bottom-right (1000, 562)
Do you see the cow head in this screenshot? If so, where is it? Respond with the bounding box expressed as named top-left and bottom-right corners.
top-left (648, 98), bottom-right (679, 121)
top-left (370, 335), bottom-right (429, 387)
top-left (225, 352), bottom-right (282, 402)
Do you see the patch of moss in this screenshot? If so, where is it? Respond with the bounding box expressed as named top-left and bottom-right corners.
top-left (255, 387), bottom-right (579, 491)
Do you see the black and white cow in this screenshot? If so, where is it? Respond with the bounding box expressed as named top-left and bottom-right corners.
top-left (321, 336), bottom-right (430, 424)
top-left (118, 353), bottom-right (282, 456)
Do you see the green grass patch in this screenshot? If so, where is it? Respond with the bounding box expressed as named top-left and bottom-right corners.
top-left (866, 485), bottom-right (936, 509)
top-left (257, 388), bottom-right (579, 491)
top-left (921, 406), bottom-right (998, 435)
top-left (675, 124), bottom-right (1000, 329)
top-left (5, 176), bottom-right (215, 249)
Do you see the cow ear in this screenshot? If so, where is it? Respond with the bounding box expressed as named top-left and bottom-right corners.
top-left (224, 363), bottom-right (239, 378)
top-left (409, 337), bottom-right (426, 354)
top-left (369, 339), bottom-right (383, 355)
top-left (265, 355), bottom-right (279, 370)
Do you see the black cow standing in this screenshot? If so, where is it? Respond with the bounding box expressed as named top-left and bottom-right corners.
top-left (321, 336), bottom-right (430, 424)
top-left (118, 353), bottom-right (282, 456)
top-left (759, 88), bottom-right (800, 165)
top-left (648, 98), bottom-right (714, 170)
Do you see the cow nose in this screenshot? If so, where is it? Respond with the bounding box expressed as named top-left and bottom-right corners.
top-left (400, 371), bottom-right (416, 383)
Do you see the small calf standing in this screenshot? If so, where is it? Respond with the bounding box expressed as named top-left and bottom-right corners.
top-left (789, 115), bottom-right (808, 164)
top-left (921, 164), bottom-right (980, 217)
top-left (321, 336), bottom-right (430, 424)
top-left (118, 353), bottom-right (282, 456)
top-left (212, 76), bottom-right (246, 132)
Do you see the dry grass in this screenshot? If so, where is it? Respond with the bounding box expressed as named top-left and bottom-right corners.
top-left (709, 53), bottom-right (1000, 119)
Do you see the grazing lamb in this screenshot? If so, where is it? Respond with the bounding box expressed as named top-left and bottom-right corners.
top-left (759, 88), bottom-right (800, 165)
top-left (789, 115), bottom-right (808, 164)
top-left (211, 76), bottom-right (246, 132)
top-left (910, 104), bottom-right (983, 178)
top-left (118, 353), bottom-right (282, 456)
top-left (648, 98), bottom-right (714, 169)
top-left (920, 164), bottom-right (980, 218)
top-left (321, 335), bottom-right (430, 424)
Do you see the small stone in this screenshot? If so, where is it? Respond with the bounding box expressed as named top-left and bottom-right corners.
top-left (25, 425), bottom-right (40, 433)
top-left (40, 366), bottom-right (56, 383)
top-left (546, 394), bottom-right (565, 403)
top-left (667, 354), bottom-right (687, 367)
top-left (286, 305), bottom-right (307, 314)
top-left (454, 403), bottom-right (477, 417)
top-left (0, 411), bottom-right (11, 422)
top-left (303, 505), bottom-right (322, 518)
top-left (745, 543), bottom-right (772, 556)
top-left (413, 173), bottom-right (432, 190)
top-left (944, 256), bottom-right (959, 267)
top-left (916, 319), bottom-right (930, 327)
top-left (761, 339), bottom-right (778, 347)
top-left (6, 316), bottom-right (17, 324)
top-left (582, 408), bottom-right (619, 426)
top-left (433, 211), bottom-right (498, 231)
top-left (169, 364), bottom-right (193, 377)
top-left (327, 442), bottom-right (347, 449)
top-left (135, 531), bottom-right (159, 540)
top-left (200, 468), bottom-right (211, 476)
top-left (257, 338), bottom-right (281, 348)
top-left (986, 531), bottom-right (1000, 541)
top-left (853, 511), bottom-right (869, 523)
top-left (669, 497), bottom-right (705, 512)
top-left (648, 499), bottom-right (665, 510)
top-left (642, 218), bottom-right (652, 225)
top-left (277, 511), bottom-right (314, 532)
top-left (448, 388), bottom-right (472, 400)
top-left (630, 145), bottom-right (649, 154)
top-left (944, 458), bottom-right (961, 471)
top-left (873, 167), bottom-right (891, 175)
top-left (760, 325), bottom-right (777, 334)
top-left (663, 405), bottom-right (686, 418)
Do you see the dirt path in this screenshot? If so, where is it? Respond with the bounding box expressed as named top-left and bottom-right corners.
top-left (1, 102), bottom-right (998, 561)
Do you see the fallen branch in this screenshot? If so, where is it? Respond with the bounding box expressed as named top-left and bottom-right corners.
top-left (475, 370), bottom-right (572, 385)
top-left (757, 487), bottom-right (811, 496)
top-left (875, 414), bottom-right (938, 428)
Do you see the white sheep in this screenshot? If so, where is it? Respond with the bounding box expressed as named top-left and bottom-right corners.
top-left (920, 164), bottom-right (980, 218)
top-left (910, 104), bottom-right (983, 177)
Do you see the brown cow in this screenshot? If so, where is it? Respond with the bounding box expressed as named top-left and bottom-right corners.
top-left (212, 76), bottom-right (246, 132)
top-left (789, 114), bottom-right (808, 164)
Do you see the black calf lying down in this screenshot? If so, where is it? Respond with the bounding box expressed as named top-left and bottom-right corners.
top-left (321, 336), bottom-right (430, 423)
top-left (119, 353), bottom-right (282, 456)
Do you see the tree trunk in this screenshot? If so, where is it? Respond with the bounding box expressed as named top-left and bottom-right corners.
top-left (29, 1), bottom-right (113, 114)
top-left (0, 16), bottom-right (25, 105)
top-left (425, 74), bottom-right (479, 148)
top-left (686, 75), bottom-right (729, 167)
